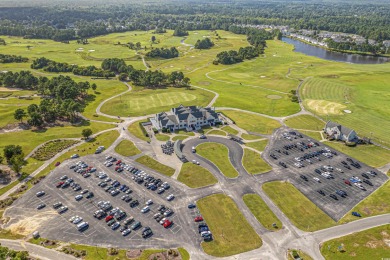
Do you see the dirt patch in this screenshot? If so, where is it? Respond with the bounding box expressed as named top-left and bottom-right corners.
top-left (384, 239), bottom-right (390, 247)
top-left (0, 87), bottom-right (21, 92)
top-left (365, 240), bottom-right (380, 249)
top-left (127, 249), bottom-right (143, 258)
top-left (305, 99), bottom-right (346, 116)
top-left (353, 243), bottom-right (359, 247)
top-left (8, 211), bottom-right (57, 236)
top-left (381, 231), bottom-right (389, 237)
top-left (349, 252), bottom-right (356, 256)
top-left (148, 249), bottom-right (181, 260)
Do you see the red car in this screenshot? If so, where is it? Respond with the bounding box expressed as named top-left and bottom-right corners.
top-left (115, 160), bottom-right (122, 165)
top-left (55, 162), bottom-right (61, 167)
top-left (56, 181), bottom-right (64, 188)
top-left (105, 215), bottom-right (113, 222)
top-left (163, 219), bottom-right (173, 228)
top-left (194, 216), bottom-right (203, 222)
top-left (344, 180), bottom-right (351, 185)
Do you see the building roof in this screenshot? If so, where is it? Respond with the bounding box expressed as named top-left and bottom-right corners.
top-left (325, 121), bottom-right (355, 137)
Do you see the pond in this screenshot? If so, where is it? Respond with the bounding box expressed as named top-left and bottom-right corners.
top-left (282, 37), bottom-right (389, 64)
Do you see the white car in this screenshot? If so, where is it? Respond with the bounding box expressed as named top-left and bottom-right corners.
top-left (70, 154), bottom-right (79, 159)
top-left (106, 162), bottom-right (113, 167)
top-left (336, 168), bottom-right (344, 173)
top-left (36, 191), bottom-right (45, 197)
top-left (122, 229), bottom-right (131, 236)
top-left (69, 216), bottom-right (77, 222)
top-left (73, 217), bottom-right (83, 224)
top-left (141, 206), bottom-right (150, 213)
top-left (105, 155), bottom-right (112, 160)
top-left (313, 177), bottom-right (321, 183)
top-left (166, 194), bottom-right (175, 201)
top-left (75, 195), bottom-right (83, 201)
top-left (146, 199), bottom-right (153, 205)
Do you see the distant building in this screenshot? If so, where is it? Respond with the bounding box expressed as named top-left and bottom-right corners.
top-left (152, 105), bottom-right (220, 132)
top-left (324, 121), bottom-right (358, 142)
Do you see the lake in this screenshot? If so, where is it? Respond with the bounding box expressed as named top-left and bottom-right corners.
top-left (282, 37), bottom-right (389, 64)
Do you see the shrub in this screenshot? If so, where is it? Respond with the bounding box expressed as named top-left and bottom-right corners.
top-left (139, 122), bottom-right (149, 137)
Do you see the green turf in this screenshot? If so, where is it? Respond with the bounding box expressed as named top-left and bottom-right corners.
top-left (177, 162), bottom-right (217, 188)
top-left (284, 114), bottom-right (325, 131)
top-left (221, 125), bottom-right (239, 135)
top-left (101, 87), bottom-right (214, 117)
top-left (0, 121), bottom-right (114, 156)
top-left (243, 194), bottom-right (282, 231)
top-left (172, 135), bottom-right (189, 141)
top-left (221, 110), bottom-right (281, 135)
top-left (263, 181), bottom-right (336, 231)
top-left (242, 148), bottom-right (272, 174)
top-left (128, 120), bottom-right (150, 142)
top-left (300, 130), bottom-right (323, 141)
top-left (155, 133), bottom-right (170, 141)
top-left (206, 129), bottom-right (226, 136)
top-left (320, 224), bottom-right (390, 260)
top-left (197, 142), bottom-right (239, 178)
top-left (340, 180), bottom-right (390, 223)
top-left (114, 140), bottom-right (141, 156)
top-left (0, 97), bottom-right (40, 128)
top-left (197, 194), bottom-right (262, 257)
top-left (245, 140), bottom-right (269, 152)
top-left (135, 155), bottom-right (175, 177)
top-left (324, 142), bottom-right (390, 168)
top-left (241, 133), bottom-right (264, 140)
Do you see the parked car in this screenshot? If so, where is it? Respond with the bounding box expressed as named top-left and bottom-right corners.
top-left (194, 216), bottom-right (203, 222)
top-left (36, 191), bottom-right (45, 197)
top-left (37, 203), bottom-right (46, 210)
top-left (352, 212), bottom-right (361, 217)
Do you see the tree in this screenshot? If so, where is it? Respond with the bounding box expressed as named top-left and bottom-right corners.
top-left (3, 145), bottom-right (22, 163)
top-left (14, 108), bottom-right (27, 123)
top-left (91, 83), bottom-right (97, 91)
top-left (151, 36), bottom-right (156, 43)
top-left (28, 112), bottom-right (44, 127)
top-left (118, 73), bottom-right (128, 81)
top-left (82, 128), bottom-right (93, 139)
top-left (10, 153), bottom-right (27, 174)
top-left (135, 42), bottom-right (141, 50)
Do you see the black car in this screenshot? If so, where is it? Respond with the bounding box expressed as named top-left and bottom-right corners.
top-left (369, 170), bottom-right (377, 176)
top-left (317, 190), bottom-right (325, 196)
top-left (142, 227), bottom-right (153, 238)
top-left (270, 154), bottom-right (277, 160)
top-left (314, 169), bottom-right (321, 174)
top-left (361, 173), bottom-right (370, 179)
top-left (278, 162), bottom-right (287, 168)
top-left (329, 194), bottom-right (338, 200)
top-left (130, 200), bottom-right (139, 208)
top-left (300, 175), bottom-right (308, 181)
top-left (86, 192), bottom-right (94, 199)
top-left (363, 179), bottom-right (373, 186)
top-left (336, 190), bottom-right (347, 197)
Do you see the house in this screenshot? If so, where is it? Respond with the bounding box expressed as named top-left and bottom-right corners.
top-left (152, 105), bottom-right (220, 132)
top-left (324, 121), bottom-right (358, 142)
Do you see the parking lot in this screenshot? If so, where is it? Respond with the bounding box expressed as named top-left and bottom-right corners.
top-left (5, 153), bottom-right (190, 248)
top-left (266, 128), bottom-right (389, 221)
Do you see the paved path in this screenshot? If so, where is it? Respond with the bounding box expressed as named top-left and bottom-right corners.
top-left (0, 239), bottom-right (77, 260)
top-left (192, 85), bottom-right (219, 108)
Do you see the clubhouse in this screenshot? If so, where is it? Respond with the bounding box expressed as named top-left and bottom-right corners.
top-left (151, 105), bottom-right (220, 132)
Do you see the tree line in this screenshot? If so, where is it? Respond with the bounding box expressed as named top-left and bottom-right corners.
top-left (326, 39), bottom-right (382, 54)
top-left (31, 57), bottom-right (115, 78)
top-left (145, 47), bottom-right (179, 59)
top-left (0, 54), bottom-right (28, 63)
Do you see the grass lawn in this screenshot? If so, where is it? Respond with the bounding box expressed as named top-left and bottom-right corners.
top-left (155, 133), bottom-right (170, 142)
top-left (263, 181), bottom-right (336, 231)
top-left (241, 133), bottom-right (264, 140)
top-left (245, 139), bottom-right (268, 152)
top-left (101, 87), bottom-right (214, 117)
top-left (324, 142), bottom-right (390, 168)
top-left (177, 162), bottom-right (217, 188)
top-left (221, 110), bottom-right (281, 135)
top-left (0, 121), bottom-right (114, 156)
top-left (300, 130), bottom-right (323, 141)
top-left (320, 224), bottom-right (390, 260)
top-left (197, 194), bottom-right (262, 257)
top-left (284, 114), bottom-right (325, 131)
top-left (128, 120), bottom-right (150, 142)
top-left (221, 125), bottom-right (239, 135)
top-left (172, 135), bottom-right (189, 141)
top-left (207, 129), bottom-right (226, 136)
top-left (174, 130), bottom-right (195, 136)
top-left (339, 180), bottom-right (390, 223)
top-left (242, 149), bottom-right (272, 174)
top-left (114, 140), bottom-right (141, 157)
top-left (243, 194), bottom-right (282, 231)
top-left (196, 142), bottom-right (238, 178)
top-left (135, 155), bottom-right (175, 177)
top-left (0, 97), bottom-right (40, 128)
top-left (288, 249), bottom-right (314, 260)
top-left (23, 158), bottom-right (45, 174)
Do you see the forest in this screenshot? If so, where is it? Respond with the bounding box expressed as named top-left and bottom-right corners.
top-left (0, 54), bottom-right (28, 63)
top-left (194, 38), bottom-right (214, 50)
top-left (0, 1), bottom-right (389, 42)
top-left (145, 47), bottom-right (179, 59)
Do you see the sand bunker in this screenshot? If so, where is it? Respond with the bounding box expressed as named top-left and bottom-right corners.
top-left (0, 87), bottom-right (20, 92)
top-left (305, 99), bottom-right (346, 116)
top-left (88, 50), bottom-right (95, 52)
top-left (260, 76), bottom-right (266, 78)
top-left (8, 211), bottom-right (57, 236)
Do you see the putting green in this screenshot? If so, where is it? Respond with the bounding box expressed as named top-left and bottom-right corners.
top-left (229, 73), bottom-right (251, 79)
top-left (304, 99), bottom-right (346, 115)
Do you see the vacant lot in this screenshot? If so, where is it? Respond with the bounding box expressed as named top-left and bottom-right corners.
top-left (242, 149), bottom-right (271, 174)
top-left (135, 155), bottom-right (175, 177)
top-left (320, 224), bottom-right (390, 260)
top-left (197, 194), bottom-right (262, 257)
top-left (101, 87), bottom-right (214, 117)
top-left (114, 140), bottom-right (141, 157)
top-left (177, 163), bottom-right (217, 188)
top-left (197, 142), bottom-right (238, 178)
top-left (263, 181), bottom-right (336, 231)
top-left (243, 194), bottom-right (282, 231)
top-left (221, 110), bottom-right (281, 135)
